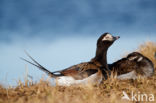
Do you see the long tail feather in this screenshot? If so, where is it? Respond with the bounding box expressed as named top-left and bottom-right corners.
top-left (21, 51), bottom-right (58, 78)
top-left (24, 51), bottom-right (46, 70)
top-left (20, 57), bottom-right (41, 68)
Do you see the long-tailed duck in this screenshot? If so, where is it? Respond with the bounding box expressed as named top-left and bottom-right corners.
top-left (109, 52), bottom-right (154, 80)
top-left (21, 33), bottom-right (120, 86)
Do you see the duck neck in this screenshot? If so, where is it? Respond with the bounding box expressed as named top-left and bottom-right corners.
top-left (94, 47), bottom-right (109, 69)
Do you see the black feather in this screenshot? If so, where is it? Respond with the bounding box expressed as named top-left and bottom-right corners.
top-left (21, 51), bottom-right (58, 77)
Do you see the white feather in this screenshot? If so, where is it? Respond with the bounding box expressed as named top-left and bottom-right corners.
top-left (55, 73), bottom-right (102, 86)
top-left (137, 57), bottom-right (143, 62)
top-left (102, 34), bottom-right (113, 41)
top-left (117, 70), bottom-right (137, 80)
top-left (128, 56), bottom-right (137, 61)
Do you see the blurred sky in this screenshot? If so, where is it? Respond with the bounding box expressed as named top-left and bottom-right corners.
top-left (0, 0), bottom-right (156, 87)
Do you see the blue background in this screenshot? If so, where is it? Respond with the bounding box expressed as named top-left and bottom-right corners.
top-left (0, 0), bottom-right (156, 86)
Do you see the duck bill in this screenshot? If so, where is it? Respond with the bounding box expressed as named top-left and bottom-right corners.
top-left (113, 36), bottom-right (120, 41)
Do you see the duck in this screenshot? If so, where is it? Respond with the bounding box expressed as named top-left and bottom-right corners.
top-left (108, 52), bottom-right (154, 80)
top-left (21, 33), bottom-right (120, 86)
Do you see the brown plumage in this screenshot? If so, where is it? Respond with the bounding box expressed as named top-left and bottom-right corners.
top-left (109, 52), bottom-right (154, 79)
top-left (21, 33), bottom-right (120, 86)
top-left (56, 61), bottom-right (102, 80)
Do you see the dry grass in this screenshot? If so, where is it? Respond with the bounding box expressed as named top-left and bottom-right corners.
top-left (0, 42), bottom-right (156, 103)
top-left (138, 42), bottom-right (156, 69)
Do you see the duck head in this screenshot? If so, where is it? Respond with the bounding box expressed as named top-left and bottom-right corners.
top-left (95, 32), bottom-right (120, 69)
top-left (97, 32), bottom-right (120, 49)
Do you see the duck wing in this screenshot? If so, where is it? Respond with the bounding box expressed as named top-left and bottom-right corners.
top-left (109, 58), bottom-right (137, 75)
top-left (58, 62), bottom-right (101, 80)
